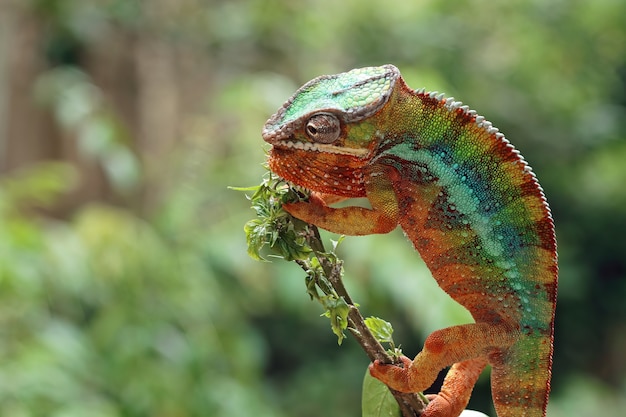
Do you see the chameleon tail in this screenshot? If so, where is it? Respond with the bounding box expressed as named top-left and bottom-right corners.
top-left (490, 334), bottom-right (553, 417)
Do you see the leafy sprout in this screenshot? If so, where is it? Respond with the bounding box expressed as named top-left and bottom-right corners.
top-left (236, 171), bottom-right (313, 261)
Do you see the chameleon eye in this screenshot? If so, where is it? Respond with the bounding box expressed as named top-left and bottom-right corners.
top-left (305, 114), bottom-right (341, 144)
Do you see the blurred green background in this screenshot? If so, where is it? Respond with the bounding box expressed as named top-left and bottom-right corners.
top-left (1, 0), bottom-right (625, 416)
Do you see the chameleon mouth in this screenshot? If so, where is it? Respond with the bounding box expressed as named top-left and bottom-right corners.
top-left (276, 140), bottom-right (371, 158)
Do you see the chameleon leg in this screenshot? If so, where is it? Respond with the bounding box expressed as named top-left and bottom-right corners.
top-left (370, 322), bottom-right (517, 394)
top-left (282, 196), bottom-right (398, 235)
top-left (422, 357), bottom-right (488, 417)
top-left (282, 168), bottom-right (400, 236)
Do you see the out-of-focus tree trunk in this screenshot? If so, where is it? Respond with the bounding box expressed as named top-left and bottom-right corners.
top-left (0, 4), bottom-right (62, 173)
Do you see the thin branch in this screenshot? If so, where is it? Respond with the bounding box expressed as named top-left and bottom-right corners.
top-left (300, 225), bottom-right (426, 417)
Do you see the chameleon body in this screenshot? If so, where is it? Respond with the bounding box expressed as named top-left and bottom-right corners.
top-left (262, 65), bottom-right (557, 417)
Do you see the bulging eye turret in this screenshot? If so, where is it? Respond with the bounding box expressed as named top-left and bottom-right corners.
top-left (305, 113), bottom-right (341, 144)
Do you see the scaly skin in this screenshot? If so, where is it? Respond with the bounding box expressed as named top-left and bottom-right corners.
top-left (262, 65), bottom-right (557, 417)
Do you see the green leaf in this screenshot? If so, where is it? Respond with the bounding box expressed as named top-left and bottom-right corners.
top-left (321, 295), bottom-right (350, 345)
top-left (362, 369), bottom-right (402, 417)
top-left (364, 317), bottom-right (394, 344)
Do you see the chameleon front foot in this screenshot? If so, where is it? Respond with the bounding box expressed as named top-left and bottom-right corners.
top-left (369, 356), bottom-right (415, 393)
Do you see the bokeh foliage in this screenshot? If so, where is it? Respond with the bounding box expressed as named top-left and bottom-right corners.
top-left (1, 0), bottom-right (626, 416)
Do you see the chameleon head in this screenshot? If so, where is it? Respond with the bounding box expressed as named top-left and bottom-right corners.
top-left (262, 65), bottom-right (400, 197)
